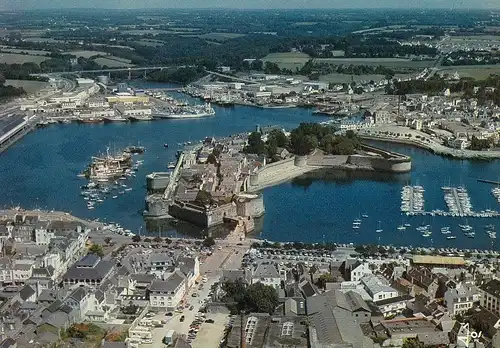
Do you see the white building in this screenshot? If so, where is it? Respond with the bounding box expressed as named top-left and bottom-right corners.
top-left (444, 284), bottom-right (475, 316)
top-left (251, 263), bottom-right (282, 290)
top-left (149, 271), bottom-right (187, 310)
top-left (479, 279), bottom-right (500, 317)
top-left (376, 295), bottom-right (412, 318)
top-left (350, 262), bottom-right (373, 282)
top-left (361, 275), bottom-right (398, 303)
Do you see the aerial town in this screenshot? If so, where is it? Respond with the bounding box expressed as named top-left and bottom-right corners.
top-left (1, 209), bottom-right (500, 348)
top-left (0, 6), bottom-right (499, 348)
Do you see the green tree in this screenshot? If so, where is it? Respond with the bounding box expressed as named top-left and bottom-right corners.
top-left (316, 273), bottom-right (334, 290)
top-left (203, 236), bottom-right (216, 248)
top-left (245, 282), bottom-right (279, 314)
top-left (251, 60), bottom-right (263, 71)
top-left (401, 338), bottom-right (424, 348)
top-left (153, 236), bottom-right (162, 243)
top-left (245, 131), bottom-right (265, 155)
top-left (131, 235), bottom-right (141, 243)
top-left (267, 129), bottom-right (288, 147)
top-left (88, 244), bottom-right (104, 257)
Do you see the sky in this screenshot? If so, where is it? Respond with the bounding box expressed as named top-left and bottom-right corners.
top-left (1, 0), bottom-right (499, 10)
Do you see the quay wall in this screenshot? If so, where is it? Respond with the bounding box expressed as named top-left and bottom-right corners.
top-left (236, 194), bottom-right (265, 218)
top-left (169, 201), bottom-right (238, 228)
top-left (249, 157), bottom-right (296, 186)
top-left (346, 144), bottom-right (412, 173)
top-left (144, 194), bottom-right (170, 218)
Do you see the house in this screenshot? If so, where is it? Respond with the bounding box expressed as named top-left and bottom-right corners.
top-left (131, 274), bottom-right (156, 290)
top-left (361, 275), bottom-right (399, 303)
top-left (148, 253), bottom-right (174, 277)
top-left (406, 267), bottom-right (439, 297)
top-left (62, 254), bottom-right (114, 287)
top-left (480, 279), bottom-right (500, 316)
top-left (251, 263), bottom-right (282, 290)
top-left (376, 294), bottom-right (413, 318)
top-left (381, 318), bottom-right (447, 347)
top-left (177, 257), bottom-right (200, 288)
top-left (148, 271), bottom-right (187, 310)
top-left (306, 290), bottom-right (374, 347)
top-left (307, 289), bottom-right (372, 323)
top-left (444, 283), bottom-right (475, 317)
top-left (340, 259), bottom-right (372, 282)
top-left (274, 147), bottom-right (289, 160)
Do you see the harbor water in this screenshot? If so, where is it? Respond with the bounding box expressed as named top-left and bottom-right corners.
top-left (0, 82), bottom-right (498, 249)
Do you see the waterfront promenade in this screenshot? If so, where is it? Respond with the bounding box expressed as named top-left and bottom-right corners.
top-left (358, 125), bottom-right (500, 159)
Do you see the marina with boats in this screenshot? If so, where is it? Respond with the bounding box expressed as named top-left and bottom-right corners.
top-left (79, 146), bottom-right (145, 210)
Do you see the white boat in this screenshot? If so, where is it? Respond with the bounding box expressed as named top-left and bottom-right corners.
top-left (112, 196), bottom-right (118, 199)
top-left (446, 236), bottom-right (457, 240)
top-left (362, 214), bottom-right (368, 218)
top-left (125, 188), bottom-right (132, 191)
top-left (375, 221), bottom-right (383, 233)
top-left (397, 225), bottom-right (406, 231)
top-left (153, 103), bottom-right (215, 119)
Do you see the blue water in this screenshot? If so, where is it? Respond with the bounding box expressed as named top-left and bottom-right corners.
top-left (0, 82), bottom-right (498, 249)
top-left (258, 142), bottom-right (500, 249)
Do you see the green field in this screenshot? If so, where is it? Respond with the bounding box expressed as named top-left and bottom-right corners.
top-left (183, 32), bottom-right (246, 41)
top-left (93, 57), bottom-right (134, 67)
top-left (319, 73), bottom-right (386, 83)
top-left (5, 79), bottom-right (48, 93)
top-left (66, 50), bottom-right (109, 58)
top-left (315, 58), bottom-right (434, 68)
top-left (0, 53), bottom-right (49, 64)
top-left (263, 53), bottom-right (434, 70)
top-left (262, 52), bottom-right (311, 70)
top-left (132, 40), bottom-right (164, 47)
top-left (437, 65), bottom-right (500, 80)
top-left (0, 46), bottom-right (50, 55)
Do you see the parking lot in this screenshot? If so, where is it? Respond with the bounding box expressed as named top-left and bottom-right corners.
top-left (191, 313), bottom-right (228, 348)
top-left (141, 241), bottom-right (244, 347)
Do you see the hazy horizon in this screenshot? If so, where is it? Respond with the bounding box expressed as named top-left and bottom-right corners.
top-left (1, 0), bottom-right (499, 10)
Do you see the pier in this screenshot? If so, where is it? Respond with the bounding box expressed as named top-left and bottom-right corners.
top-left (442, 186), bottom-right (473, 217)
top-left (401, 186), bottom-right (425, 214)
top-left (0, 116), bottom-right (35, 153)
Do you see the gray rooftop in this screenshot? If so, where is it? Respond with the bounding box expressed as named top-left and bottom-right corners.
top-left (149, 271), bottom-right (185, 293)
top-left (253, 263), bottom-right (280, 279)
top-left (63, 256), bottom-right (114, 282)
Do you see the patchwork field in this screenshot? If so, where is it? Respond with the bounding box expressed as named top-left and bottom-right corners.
top-left (262, 52), bottom-right (311, 70)
top-left (67, 50), bottom-right (109, 58)
top-left (315, 58), bottom-right (435, 68)
top-left (263, 53), bottom-right (434, 70)
top-left (5, 79), bottom-right (48, 93)
top-left (437, 65), bottom-right (500, 80)
top-left (93, 57), bottom-right (134, 68)
top-left (0, 53), bottom-right (49, 64)
top-left (0, 46), bottom-right (51, 55)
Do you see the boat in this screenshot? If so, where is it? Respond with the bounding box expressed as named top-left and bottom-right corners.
top-left (362, 214), bottom-right (368, 218)
top-left (125, 145), bottom-right (145, 154)
top-left (112, 196), bottom-right (118, 199)
top-left (153, 103), bottom-right (216, 119)
top-left (375, 221), bottom-right (383, 233)
top-left (129, 114), bottom-right (154, 122)
top-left (104, 115), bottom-right (128, 122)
top-left (397, 225), bottom-right (406, 231)
top-left (352, 225), bottom-right (360, 229)
top-left (167, 162), bottom-right (176, 169)
top-left (125, 188), bottom-right (132, 191)
top-left (446, 236), bottom-right (457, 240)
top-left (78, 117), bottom-right (103, 124)
top-left (164, 144), bottom-right (169, 148)
top-left (354, 218), bottom-right (361, 223)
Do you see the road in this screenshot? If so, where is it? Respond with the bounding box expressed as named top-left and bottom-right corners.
top-left (141, 241), bottom-right (247, 347)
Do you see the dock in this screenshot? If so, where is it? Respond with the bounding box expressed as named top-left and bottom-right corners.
top-left (478, 179), bottom-right (500, 185)
top-left (401, 186), bottom-right (425, 214)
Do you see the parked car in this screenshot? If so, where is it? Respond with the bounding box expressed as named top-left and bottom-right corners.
top-left (205, 319), bottom-right (215, 323)
top-left (165, 312), bottom-right (173, 316)
top-left (180, 315), bottom-right (185, 322)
